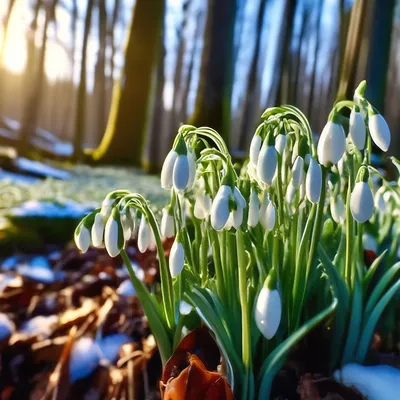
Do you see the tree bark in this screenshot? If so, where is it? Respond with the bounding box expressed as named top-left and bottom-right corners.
top-left (72, 0), bottom-right (94, 160)
top-left (238, 0), bottom-right (268, 150)
top-left (19, 0), bottom-right (55, 156)
top-left (108, 0), bottom-right (121, 83)
top-left (92, 0), bottom-right (165, 165)
top-left (188, 0), bottom-right (237, 145)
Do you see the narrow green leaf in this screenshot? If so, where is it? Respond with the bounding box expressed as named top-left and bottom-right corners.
top-left (363, 249), bottom-right (388, 292)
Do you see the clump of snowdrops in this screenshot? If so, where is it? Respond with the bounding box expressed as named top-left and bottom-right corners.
top-left (75, 81), bottom-right (400, 399)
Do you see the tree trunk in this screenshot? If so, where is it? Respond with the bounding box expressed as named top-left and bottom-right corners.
top-left (72, 0), bottom-right (94, 160)
top-left (238, 0), bottom-right (268, 150)
top-left (188, 0), bottom-right (237, 145)
top-left (92, 0), bottom-right (165, 165)
top-left (19, 0), bottom-right (55, 156)
top-left (94, 0), bottom-right (107, 143)
top-left (108, 0), bottom-right (121, 82)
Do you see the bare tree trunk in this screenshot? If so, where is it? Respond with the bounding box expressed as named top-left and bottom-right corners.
top-left (72, 0), bottom-right (95, 160)
top-left (238, 0), bottom-right (268, 150)
top-left (108, 0), bottom-right (121, 83)
top-left (188, 0), bottom-right (237, 144)
top-left (92, 0), bottom-right (165, 165)
top-left (94, 0), bottom-right (107, 142)
top-left (19, 0), bottom-right (56, 156)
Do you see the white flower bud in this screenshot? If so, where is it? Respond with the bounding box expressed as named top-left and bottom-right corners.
top-left (179, 300), bottom-right (192, 315)
top-left (374, 187), bottom-right (387, 213)
top-left (285, 180), bottom-right (297, 204)
top-left (173, 154), bottom-right (190, 191)
top-left (187, 150), bottom-right (196, 189)
top-left (104, 212), bottom-right (122, 258)
top-left (161, 150), bottom-right (178, 190)
top-left (317, 121), bottom-right (346, 166)
top-left (337, 157), bottom-right (345, 176)
top-left (349, 108), bottom-right (366, 150)
top-left (350, 181), bottom-right (374, 223)
top-left (275, 134), bottom-right (287, 155)
top-left (169, 238), bottom-right (185, 278)
top-left (91, 213), bottom-right (104, 248)
top-left (292, 156), bottom-right (305, 188)
top-left (211, 185), bottom-right (232, 230)
top-left (231, 206), bottom-right (243, 229)
top-left (306, 157), bottom-right (322, 203)
top-left (260, 196), bottom-right (276, 231)
top-left (120, 212), bottom-right (132, 242)
top-left (75, 224), bottom-right (91, 253)
top-left (161, 208), bottom-right (175, 238)
top-left (233, 186), bottom-right (246, 209)
top-left (255, 285), bottom-right (281, 340)
top-left (100, 197), bottom-right (114, 219)
top-left (248, 190), bottom-right (260, 228)
top-left (194, 193), bottom-right (212, 219)
top-left (138, 215), bottom-right (151, 253)
top-left (257, 145), bottom-right (277, 185)
top-left (363, 233), bottom-right (378, 253)
top-left (250, 134), bottom-right (262, 165)
top-left (368, 113), bottom-right (391, 152)
top-left (330, 195), bottom-right (346, 224)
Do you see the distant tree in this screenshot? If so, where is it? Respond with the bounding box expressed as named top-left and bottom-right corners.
top-left (188, 0), bottom-right (237, 144)
top-left (108, 0), bottom-right (121, 82)
top-left (72, 0), bottom-right (95, 160)
top-left (92, 0), bottom-right (165, 165)
top-left (19, 0), bottom-right (56, 156)
top-left (93, 0), bottom-right (108, 141)
top-left (238, 0), bottom-right (268, 150)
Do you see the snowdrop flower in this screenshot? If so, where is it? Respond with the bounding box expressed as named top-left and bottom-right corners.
top-left (75, 220), bottom-right (91, 253)
top-left (317, 120), bottom-right (346, 166)
top-left (363, 233), bottom-right (378, 253)
top-left (179, 300), bottom-right (193, 315)
top-left (248, 189), bottom-right (260, 228)
top-left (69, 337), bottom-right (102, 382)
top-left (249, 133), bottom-right (262, 165)
top-left (259, 194), bottom-right (276, 231)
top-left (275, 134), bottom-right (287, 156)
top-left (138, 215), bottom-right (152, 253)
top-left (351, 179), bottom-right (374, 223)
top-left (211, 185), bottom-right (232, 230)
top-left (285, 180), bottom-right (297, 204)
top-left (368, 107), bottom-right (391, 152)
top-left (194, 192), bottom-right (212, 220)
top-left (374, 186), bottom-right (391, 213)
top-left (306, 157), bottom-right (322, 203)
top-left (292, 156), bottom-right (305, 188)
top-left (104, 208), bottom-right (123, 257)
top-left (161, 150), bottom-right (178, 190)
top-left (257, 136), bottom-right (277, 185)
top-left (100, 197), bottom-right (114, 219)
top-left (330, 195), bottom-right (346, 224)
top-left (0, 313), bottom-right (15, 340)
top-left (161, 207), bottom-right (175, 238)
top-left (120, 210), bottom-right (133, 242)
top-left (169, 234), bottom-right (185, 278)
top-left (334, 364), bottom-right (400, 400)
top-left (349, 106), bottom-right (366, 150)
top-left (187, 150), bottom-right (196, 189)
top-left (92, 213), bottom-right (105, 248)
top-left (255, 268), bottom-right (281, 340)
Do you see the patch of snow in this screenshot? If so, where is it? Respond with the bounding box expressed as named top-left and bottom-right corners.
top-left (98, 334), bottom-right (132, 364)
top-left (69, 337), bottom-right (102, 382)
top-left (117, 280), bottom-right (136, 297)
top-left (1, 256), bottom-right (19, 271)
top-left (30, 256), bottom-right (51, 270)
top-left (16, 158), bottom-right (71, 180)
top-left (21, 315), bottom-right (58, 337)
top-left (0, 313), bottom-right (15, 340)
top-left (17, 265), bottom-right (55, 283)
top-left (0, 169), bottom-right (40, 184)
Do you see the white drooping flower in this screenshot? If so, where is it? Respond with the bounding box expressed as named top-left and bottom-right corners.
top-left (306, 157), bottom-right (322, 203)
top-left (334, 363), bottom-right (400, 400)
top-left (161, 207), bottom-right (175, 238)
top-left (257, 143), bottom-right (277, 185)
top-left (187, 150), bottom-right (196, 189)
top-left (374, 186), bottom-right (390, 213)
top-left (330, 195), bottom-right (346, 224)
top-left (285, 180), bottom-right (297, 204)
top-left (100, 197), bottom-right (114, 219)
top-left (350, 181), bottom-right (374, 223)
top-left (248, 190), bottom-right (260, 228)
top-left (75, 222), bottom-right (91, 253)
top-left (255, 269), bottom-right (281, 340)
top-left (249, 134), bottom-right (262, 165)
top-left (259, 194), bottom-right (276, 231)
top-left (349, 106), bottom-right (366, 150)
top-left (92, 213), bottom-right (105, 248)
top-left (363, 233), bottom-right (378, 253)
top-left (161, 150), bottom-right (178, 190)
top-left (317, 120), bottom-right (346, 166)
top-left (173, 154), bottom-right (190, 191)
top-left (211, 185), bottom-right (232, 230)
top-left (179, 300), bottom-right (193, 315)
top-left (120, 210), bottom-right (133, 242)
top-left (169, 235), bottom-right (185, 278)
top-left (138, 215), bottom-right (152, 253)
top-left (292, 156), bottom-right (305, 188)
top-left (194, 192), bottom-right (212, 220)
top-left (275, 134), bottom-right (287, 156)
top-left (368, 109), bottom-right (391, 152)
top-left (104, 208), bottom-right (123, 258)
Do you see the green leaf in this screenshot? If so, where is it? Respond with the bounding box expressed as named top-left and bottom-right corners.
top-left (258, 296), bottom-right (338, 400)
top-left (363, 249), bottom-right (388, 292)
top-left (356, 278), bottom-right (400, 363)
